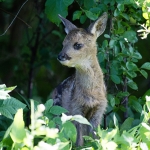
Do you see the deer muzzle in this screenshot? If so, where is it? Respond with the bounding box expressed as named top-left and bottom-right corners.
top-left (57, 53), bottom-right (71, 61)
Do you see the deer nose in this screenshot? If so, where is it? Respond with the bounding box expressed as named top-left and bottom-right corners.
top-left (57, 53), bottom-right (71, 61)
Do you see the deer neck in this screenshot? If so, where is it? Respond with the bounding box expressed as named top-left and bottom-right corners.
top-left (75, 56), bottom-right (104, 89)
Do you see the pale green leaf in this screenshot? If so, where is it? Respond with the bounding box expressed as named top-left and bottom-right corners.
top-left (140, 70), bottom-right (148, 79)
top-left (10, 109), bottom-right (26, 143)
top-left (61, 113), bottom-right (72, 124)
top-left (72, 115), bottom-right (92, 127)
top-left (141, 62), bottom-right (150, 70)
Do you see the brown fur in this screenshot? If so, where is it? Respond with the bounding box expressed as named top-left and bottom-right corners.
top-left (52, 13), bottom-right (108, 146)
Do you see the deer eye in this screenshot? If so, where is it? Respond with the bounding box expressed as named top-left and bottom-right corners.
top-left (73, 42), bottom-right (83, 50)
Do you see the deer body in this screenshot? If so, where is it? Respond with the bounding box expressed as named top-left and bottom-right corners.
top-left (52, 13), bottom-right (108, 146)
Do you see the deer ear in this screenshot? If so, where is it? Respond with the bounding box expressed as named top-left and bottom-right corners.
top-left (88, 12), bottom-right (108, 38)
top-left (58, 14), bottom-right (77, 34)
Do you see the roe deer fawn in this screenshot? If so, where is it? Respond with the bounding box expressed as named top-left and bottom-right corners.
top-left (52, 12), bottom-right (108, 146)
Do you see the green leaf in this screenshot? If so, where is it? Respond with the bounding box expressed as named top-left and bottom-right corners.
top-left (104, 34), bottom-right (110, 38)
top-left (84, 0), bottom-right (95, 9)
top-left (108, 94), bottom-right (115, 107)
top-left (102, 40), bottom-right (108, 48)
top-left (110, 75), bottom-right (121, 84)
top-left (109, 39), bottom-right (116, 48)
top-left (123, 30), bottom-right (138, 43)
top-left (132, 52), bottom-right (142, 59)
top-left (120, 117), bottom-right (134, 133)
top-left (84, 10), bottom-right (98, 20)
top-left (50, 106), bottom-right (68, 115)
top-left (62, 121), bottom-right (77, 143)
top-left (10, 109), bottom-right (26, 143)
top-left (146, 96), bottom-right (150, 112)
top-left (114, 8), bottom-right (119, 17)
top-left (80, 15), bottom-right (87, 24)
top-left (121, 13), bottom-right (129, 20)
top-left (140, 70), bottom-right (148, 79)
top-left (128, 81), bottom-right (138, 90)
top-left (105, 128), bottom-right (118, 141)
top-left (5, 86), bottom-right (17, 93)
top-left (45, 0), bottom-right (74, 25)
top-left (143, 12), bottom-right (149, 19)
top-left (130, 17), bottom-right (136, 24)
top-left (45, 99), bottom-right (53, 112)
top-left (131, 100), bottom-right (143, 113)
top-left (126, 62), bottom-right (138, 71)
top-left (113, 114), bottom-right (118, 127)
top-left (72, 115), bottom-right (92, 127)
top-left (73, 10), bottom-right (82, 21)
top-left (117, 4), bottom-right (124, 11)
top-left (0, 97), bottom-right (26, 119)
top-left (3, 97), bottom-right (26, 110)
top-left (53, 116), bottom-right (62, 125)
top-left (141, 62), bottom-right (150, 70)
top-left (114, 45), bottom-right (120, 56)
top-left (117, 92), bottom-right (129, 98)
top-left (126, 71), bottom-right (137, 78)
top-left (0, 106), bottom-right (13, 119)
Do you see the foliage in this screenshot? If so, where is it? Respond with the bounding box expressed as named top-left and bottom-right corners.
top-left (0, 99), bottom-right (91, 150)
top-left (0, 96), bottom-right (150, 150)
top-left (82, 96), bottom-right (150, 150)
top-left (137, 0), bottom-right (150, 39)
top-left (0, 84), bottom-right (26, 119)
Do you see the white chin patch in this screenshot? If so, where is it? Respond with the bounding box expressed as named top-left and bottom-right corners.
top-left (60, 60), bottom-right (75, 67)
top-left (60, 60), bottom-right (70, 65)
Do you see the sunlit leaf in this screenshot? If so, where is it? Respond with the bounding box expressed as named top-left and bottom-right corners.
top-left (10, 109), bottom-right (26, 143)
top-left (72, 115), bottom-right (92, 127)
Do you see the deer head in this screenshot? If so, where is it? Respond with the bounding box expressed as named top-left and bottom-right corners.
top-left (57, 13), bottom-right (108, 68)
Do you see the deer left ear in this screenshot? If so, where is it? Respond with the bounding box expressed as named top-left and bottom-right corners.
top-left (88, 12), bottom-right (108, 38)
top-left (58, 14), bottom-right (77, 34)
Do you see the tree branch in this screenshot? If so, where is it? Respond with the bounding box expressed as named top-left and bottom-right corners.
top-left (0, 8), bottom-right (31, 28)
top-left (0, 0), bottom-right (29, 36)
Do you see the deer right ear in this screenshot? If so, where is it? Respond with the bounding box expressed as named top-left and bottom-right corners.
top-left (58, 14), bottom-right (77, 34)
top-left (87, 12), bottom-right (108, 38)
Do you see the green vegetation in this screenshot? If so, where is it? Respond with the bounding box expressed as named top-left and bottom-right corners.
top-left (0, 0), bottom-right (150, 149)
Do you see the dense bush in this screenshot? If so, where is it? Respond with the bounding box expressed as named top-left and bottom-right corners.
top-left (0, 0), bottom-right (150, 149)
top-left (0, 85), bottom-right (150, 150)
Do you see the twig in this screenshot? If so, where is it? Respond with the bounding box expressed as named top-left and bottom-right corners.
top-left (0, 0), bottom-right (29, 36)
top-left (0, 8), bottom-right (31, 28)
